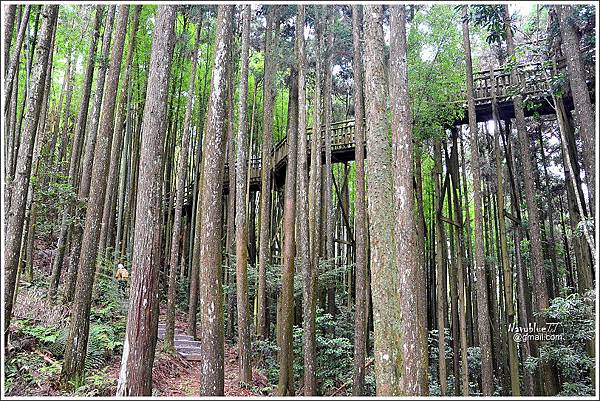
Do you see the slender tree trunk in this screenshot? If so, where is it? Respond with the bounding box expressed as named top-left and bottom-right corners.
top-left (164, 21), bottom-right (201, 351)
top-left (276, 66), bottom-right (299, 396)
top-left (3, 5), bottom-right (31, 118)
top-left (4, 5), bottom-right (57, 336)
top-left (64, 6), bottom-right (116, 304)
top-left (491, 71), bottom-right (521, 395)
top-left (462, 7), bottom-right (493, 394)
top-left (3, 5), bottom-right (17, 72)
top-left (48, 7), bottom-right (103, 299)
top-left (98, 6), bottom-right (141, 262)
top-left (61, 6), bottom-right (129, 385)
top-left (323, 6), bottom-right (336, 324)
top-left (234, 5), bottom-right (252, 384)
top-left (449, 129), bottom-right (471, 395)
top-left (503, 6), bottom-right (558, 395)
top-left (296, 6), bottom-right (315, 394)
top-left (389, 6), bottom-right (428, 395)
top-left (197, 6), bottom-right (233, 396)
top-left (308, 13), bottom-right (323, 383)
top-left (363, 5), bottom-right (403, 395)
top-left (257, 7), bottom-right (278, 339)
top-left (433, 139), bottom-right (448, 395)
top-left (557, 6), bottom-right (595, 218)
top-left (351, 5), bottom-right (368, 396)
top-left (225, 32), bottom-right (237, 339)
top-left (115, 5), bottom-right (176, 396)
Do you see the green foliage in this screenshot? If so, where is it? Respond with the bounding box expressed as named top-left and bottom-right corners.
top-left (526, 290), bottom-right (595, 396)
top-left (14, 319), bottom-right (60, 343)
top-left (408, 5), bottom-right (465, 141)
top-left (466, 5), bottom-right (507, 45)
top-left (253, 307), bottom-right (375, 396)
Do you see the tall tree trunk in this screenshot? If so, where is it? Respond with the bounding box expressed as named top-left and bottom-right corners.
top-left (115, 7), bottom-right (176, 395)
top-left (351, 5), bottom-right (367, 396)
top-left (433, 139), bottom-right (448, 395)
top-left (197, 6), bottom-right (233, 395)
top-left (225, 31), bottom-right (237, 339)
top-left (98, 6), bottom-right (141, 262)
top-left (257, 7), bottom-right (278, 339)
top-left (3, 5), bottom-right (17, 72)
top-left (64, 6), bottom-right (116, 304)
top-left (234, 5), bottom-right (252, 384)
top-left (61, 5), bottom-right (129, 385)
top-left (462, 6), bottom-right (493, 395)
top-left (277, 66), bottom-right (299, 396)
top-left (503, 6), bottom-right (558, 395)
top-left (389, 6), bottom-right (428, 394)
top-left (48, 6), bottom-right (103, 299)
top-left (3, 5), bottom-right (31, 118)
top-left (4, 4), bottom-right (57, 335)
top-left (449, 129), bottom-right (471, 395)
top-left (491, 71), bottom-right (521, 395)
top-left (323, 6), bottom-right (336, 323)
top-left (296, 6), bottom-right (315, 394)
top-left (164, 21), bottom-right (201, 351)
top-left (556, 5), bottom-right (595, 218)
top-left (363, 5), bottom-right (403, 395)
top-left (308, 12), bottom-right (323, 382)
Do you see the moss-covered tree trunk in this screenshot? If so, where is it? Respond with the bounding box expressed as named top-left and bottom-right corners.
top-left (234, 5), bottom-right (252, 384)
top-left (363, 5), bottom-right (403, 395)
top-left (351, 5), bottom-right (368, 396)
top-left (197, 6), bottom-right (233, 395)
top-left (389, 6), bottom-right (429, 394)
top-left (462, 6), bottom-right (493, 395)
top-left (61, 5), bottom-right (129, 385)
top-left (4, 4), bottom-right (57, 335)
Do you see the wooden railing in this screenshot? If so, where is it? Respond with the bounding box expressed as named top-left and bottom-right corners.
top-left (166, 54), bottom-right (590, 203)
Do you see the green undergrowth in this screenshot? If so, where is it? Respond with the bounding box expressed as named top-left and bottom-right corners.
top-left (5, 271), bottom-right (127, 396)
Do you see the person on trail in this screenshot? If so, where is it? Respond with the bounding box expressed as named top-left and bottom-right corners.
top-left (115, 263), bottom-right (129, 296)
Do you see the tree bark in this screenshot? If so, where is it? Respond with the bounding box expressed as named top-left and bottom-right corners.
top-left (308, 13), bottom-right (323, 380)
top-left (4, 4), bottom-right (57, 335)
top-left (164, 20), bottom-right (201, 351)
top-left (197, 6), bottom-right (233, 396)
top-left (323, 6), bottom-right (335, 323)
top-left (234, 5), bottom-right (252, 384)
top-left (64, 5), bottom-right (116, 304)
top-left (491, 70), bottom-right (521, 395)
top-left (257, 7), bottom-right (278, 339)
top-left (504, 6), bottom-right (558, 395)
top-left (115, 7), bottom-right (176, 395)
top-left (351, 5), bottom-right (367, 396)
top-left (462, 6), bottom-right (493, 395)
top-left (61, 5), bottom-right (129, 385)
top-left (433, 139), bottom-right (448, 395)
top-left (557, 5), bottom-right (595, 219)
top-left (98, 5), bottom-right (141, 262)
top-left (389, 6), bottom-right (429, 395)
top-left (277, 67), bottom-right (298, 397)
top-left (3, 5), bottom-right (17, 72)
top-left (363, 5), bottom-right (403, 395)
top-left (3, 5), bottom-right (31, 118)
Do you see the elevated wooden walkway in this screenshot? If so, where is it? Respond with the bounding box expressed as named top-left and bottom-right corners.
top-left (171, 55), bottom-right (594, 205)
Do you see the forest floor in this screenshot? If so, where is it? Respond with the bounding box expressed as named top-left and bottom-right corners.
top-left (6, 238), bottom-right (267, 397)
top-left (105, 309), bottom-right (267, 396)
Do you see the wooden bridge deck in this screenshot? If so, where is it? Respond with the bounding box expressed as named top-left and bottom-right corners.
top-left (171, 56), bottom-right (593, 204)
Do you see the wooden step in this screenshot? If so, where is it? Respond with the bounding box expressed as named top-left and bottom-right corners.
top-left (176, 346), bottom-right (201, 354)
top-left (174, 339), bottom-right (201, 347)
top-left (180, 352), bottom-right (202, 362)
